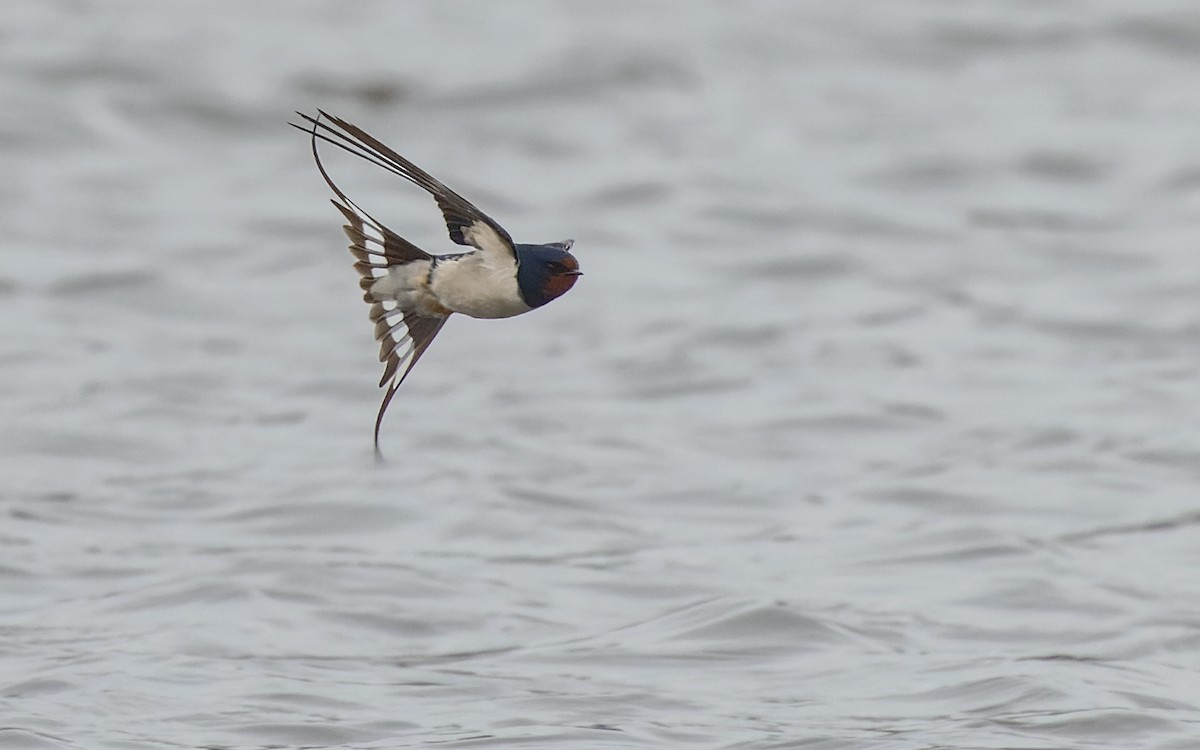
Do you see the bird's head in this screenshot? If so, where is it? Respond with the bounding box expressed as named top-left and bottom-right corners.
top-left (515, 240), bottom-right (582, 308)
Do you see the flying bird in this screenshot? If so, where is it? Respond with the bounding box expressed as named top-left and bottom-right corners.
top-left (292, 111), bottom-right (581, 455)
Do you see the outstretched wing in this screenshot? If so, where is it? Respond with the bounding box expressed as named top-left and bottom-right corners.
top-left (337, 199), bottom-right (449, 455)
top-left (368, 301), bottom-right (449, 456)
top-left (294, 113), bottom-right (432, 266)
top-left (292, 110), bottom-right (518, 266)
top-left (293, 112), bottom-right (449, 456)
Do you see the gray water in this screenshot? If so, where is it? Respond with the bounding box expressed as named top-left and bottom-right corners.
top-left (4, 1), bottom-right (1200, 748)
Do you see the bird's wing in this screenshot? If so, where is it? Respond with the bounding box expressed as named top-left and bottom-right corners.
top-left (368, 301), bottom-right (449, 457)
top-left (292, 111), bottom-right (518, 266)
top-left (295, 113), bottom-right (433, 265)
top-left (339, 199), bottom-right (449, 455)
top-left (293, 113), bottom-right (448, 456)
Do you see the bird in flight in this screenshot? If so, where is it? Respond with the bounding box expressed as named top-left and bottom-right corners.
top-left (292, 111), bottom-right (581, 456)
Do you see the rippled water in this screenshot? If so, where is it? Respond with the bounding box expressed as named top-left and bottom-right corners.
top-left (4, 1), bottom-right (1200, 748)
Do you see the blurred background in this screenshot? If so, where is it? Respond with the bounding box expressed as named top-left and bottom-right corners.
top-left (4, 1), bottom-right (1200, 747)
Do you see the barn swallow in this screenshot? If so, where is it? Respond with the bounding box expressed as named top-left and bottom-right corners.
top-left (291, 111), bottom-right (581, 455)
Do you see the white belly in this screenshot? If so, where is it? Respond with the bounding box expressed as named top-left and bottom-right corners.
top-left (428, 252), bottom-right (531, 319)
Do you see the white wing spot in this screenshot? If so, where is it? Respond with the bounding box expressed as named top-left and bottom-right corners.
top-left (358, 224), bottom-right (391, 277)
top-left (361, 221), bottom-right (384, 244)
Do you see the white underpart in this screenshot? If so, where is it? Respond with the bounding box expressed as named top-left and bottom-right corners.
top-left (430, 249), bottom-right (529, 319)
top-left (368, 261), bottom-right (443, 315)
top-left (359, 217), bottom-right (529, 320)
top-left (427, 217), bottom-right (532, 319)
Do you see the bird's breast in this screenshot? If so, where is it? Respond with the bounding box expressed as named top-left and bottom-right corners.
top-left (428, 253), bottom-right (531, 319)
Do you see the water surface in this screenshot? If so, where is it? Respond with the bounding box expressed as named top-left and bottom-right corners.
top-left (3, 1), bottom-right (1200, 748)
